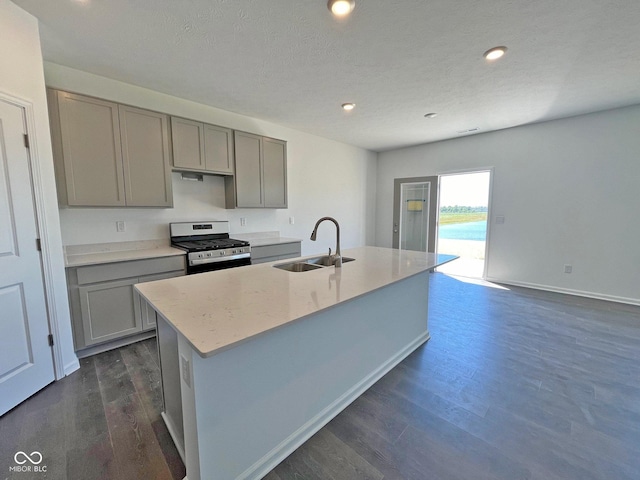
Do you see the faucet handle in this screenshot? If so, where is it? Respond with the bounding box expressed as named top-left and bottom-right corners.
top-left (328, 247), bottom-right (332, 257)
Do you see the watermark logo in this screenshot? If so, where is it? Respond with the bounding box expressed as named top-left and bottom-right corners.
top-left (9, 451), bottom-right (47, 473)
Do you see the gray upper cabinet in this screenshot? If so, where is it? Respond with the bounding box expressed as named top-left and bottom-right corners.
top-left (170, 117), bottom-right (205, 170)
top-left (171, 117), bottom-right (234, 175)
top-left (263, 137), bottom-right (288, 208)
top-left (119, 105), bottom-right (173, 207)
top-left (48, 89), bottom-right (173, 208)
top-left (226, 131), bottom-right (287, 209)
top-left (232, 131), bottom-right (263, 207)
top-left (50, 91), bottom-right (126, 206)
top-left (204, 124), bottom-right (234, 173)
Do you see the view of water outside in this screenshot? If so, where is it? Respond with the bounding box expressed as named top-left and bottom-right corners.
top-left (437, 172), bottom-right (490, 278)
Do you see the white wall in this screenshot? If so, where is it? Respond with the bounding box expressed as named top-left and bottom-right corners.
top-left (0, 1), bottom-right (77, 374)
top-left (377, 106), bottom-right (640, 305)
top-left (45, 63), bottom-right (377, 255)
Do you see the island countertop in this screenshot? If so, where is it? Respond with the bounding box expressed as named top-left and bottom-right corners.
top-left (135, 246), bottom-right (455, 358)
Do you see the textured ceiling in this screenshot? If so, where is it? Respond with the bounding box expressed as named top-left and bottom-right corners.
top-left (13, 0), bottom-right (640, 151)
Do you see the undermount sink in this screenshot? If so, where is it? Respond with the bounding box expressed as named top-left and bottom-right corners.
top-left (273, 262), bottom-right (324, 272)
top-left (273, 256), bottom-right (355, 272)
top-left (305, 256), bottom-right (355, 267)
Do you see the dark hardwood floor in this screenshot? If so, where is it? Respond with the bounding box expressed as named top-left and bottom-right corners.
top-left (1, 273), bottom-right (639, 479)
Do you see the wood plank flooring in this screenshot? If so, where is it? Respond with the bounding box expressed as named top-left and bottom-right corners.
top-left (1, 273), bottom-right (639, 479)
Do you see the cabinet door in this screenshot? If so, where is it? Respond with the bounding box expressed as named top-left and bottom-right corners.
top-left (234, 131), bottom-right (263, 207)
top-left (119, 106), bottom-right (173, 207)
top-left (56, 91), bottom-right (125, 206)
top-left (137, 271), bottom-right (184, 330)
top-left (78, 278), bottom-right (142, 347)
top-left (263, 138), bottom-right (287, 208)
top-left (171, 117), bottom-right (205, 170)
top-left (204, 124), bottom-right (234, 174)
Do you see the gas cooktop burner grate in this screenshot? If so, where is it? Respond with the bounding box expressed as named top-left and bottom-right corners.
top-left (173, 239), bottom-right (249, 251)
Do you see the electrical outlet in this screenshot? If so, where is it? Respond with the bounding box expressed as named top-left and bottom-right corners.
top-left (181, 354), bottom-right (191, 387)
top-left (564, 264), bottom-right (572, 274)
top-left (289, 216), bottom-right (295, 225)
top-left (495, 215), bottom-right (505, 224)
top-left (116, 221), bottom-right (126, 232)
top-left (240, 217), bottom-right (247, 227)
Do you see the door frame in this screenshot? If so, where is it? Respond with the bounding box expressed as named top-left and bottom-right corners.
top-left (436, 167), bottom-right (494, 279)
top-left (1, 90), bottom-right (67, 379)
top-left (392, 176), bottom-right (438, 252)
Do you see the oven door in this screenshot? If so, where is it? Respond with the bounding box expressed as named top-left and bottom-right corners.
top-left (187, 257), bottom-right (251, 275)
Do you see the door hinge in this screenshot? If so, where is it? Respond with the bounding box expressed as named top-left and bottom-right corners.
top-left (24, 134), bottom-right (30, 149)
top-left (36, 238), bottom-right (42, 251)
top-left (48, 334), bottom-right (54, 347)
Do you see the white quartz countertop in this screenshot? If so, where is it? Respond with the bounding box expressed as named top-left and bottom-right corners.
top-left (135, 246), bottom-right (456, 358)
top-left (230, 231), bottom-right (301, 247)
top-left (245, 236), bottom-right (301, 247)
top-left (64, 240), bottom-right (186, 267)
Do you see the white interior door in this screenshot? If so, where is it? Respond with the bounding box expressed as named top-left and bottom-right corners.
top-left (0, 98), bottom-right (55, 416)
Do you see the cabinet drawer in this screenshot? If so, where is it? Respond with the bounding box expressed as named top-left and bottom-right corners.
top-left (76, 256), bottom-right (185, 285)
top-left (251, 243), bottom-right (301, 261)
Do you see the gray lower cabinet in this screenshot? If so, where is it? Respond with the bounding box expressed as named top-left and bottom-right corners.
top-left (47, 89), bottom-right (173, 207)
top-left (251, 242), bottom-right (301, 264)
top-left (170, 117), bottom-right (234, 175)
top-left (79, 277), bottom-right (142, 345)
top-left (225, 131), bottom-right (287, 208)
top-left (67, 256), bottom-right (185, 355)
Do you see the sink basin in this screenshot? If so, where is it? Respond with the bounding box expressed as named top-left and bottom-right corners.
top-left (305, 256), bottom-right (356, 266)
top-left (273, 262), bottom-right (324, 272)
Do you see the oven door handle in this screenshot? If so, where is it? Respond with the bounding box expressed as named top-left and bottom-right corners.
top-left (189, 253), bottom-right (251, 266)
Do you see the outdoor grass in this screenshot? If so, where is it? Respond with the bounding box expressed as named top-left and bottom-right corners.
top-left (439, 212), bottom-right (487, 225)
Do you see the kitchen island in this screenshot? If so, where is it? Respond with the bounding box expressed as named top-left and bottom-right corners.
top-left (135, 246), bottom-right (455, 480)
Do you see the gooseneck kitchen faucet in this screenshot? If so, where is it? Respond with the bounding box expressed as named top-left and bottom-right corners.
top-left (310, 217), bottom-right (342, 267)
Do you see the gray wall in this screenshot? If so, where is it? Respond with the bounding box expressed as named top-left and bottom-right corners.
top-left (377, 105), bottom-right (640, 305)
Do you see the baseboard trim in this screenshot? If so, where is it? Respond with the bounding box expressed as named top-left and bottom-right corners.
top-left (75, 330), bottom-right (156, 359)
top-left (240, 330), bottom-right (431, 480)
top-left (485, 277), bottom-right (640, 306)
top-left (63, 358), bottom-right (80, 376)
top-left (161, 411), bottom-right (186, 463)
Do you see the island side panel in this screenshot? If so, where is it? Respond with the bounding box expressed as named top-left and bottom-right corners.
top-left (156, 314), bottom-right (185, 461)
top-left (181, 270), bottom-right (431, 480)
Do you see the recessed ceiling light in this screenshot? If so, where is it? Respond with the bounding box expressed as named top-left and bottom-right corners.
top-left (328, 0), bottom-right (355, 17)
top-left (341, 103), bottom-right (356, 111)
top-left (424, 113), bottom-right (438, 118)
top-left (483, 46), bottom-right (507, 61)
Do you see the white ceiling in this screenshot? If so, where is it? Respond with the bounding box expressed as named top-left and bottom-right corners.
top-left (13, 0), bottom-right (640, 152)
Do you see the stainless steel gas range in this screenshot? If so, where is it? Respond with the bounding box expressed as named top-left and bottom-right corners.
top-left (170, 221), bottom-right (251, 275)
